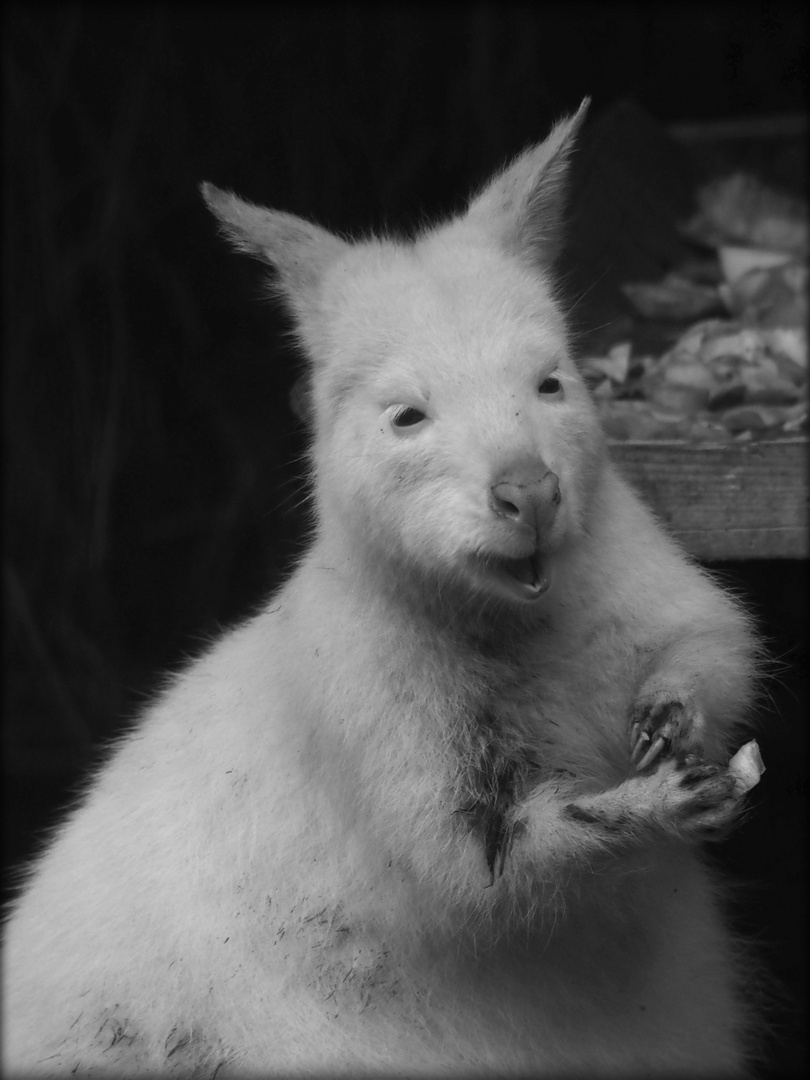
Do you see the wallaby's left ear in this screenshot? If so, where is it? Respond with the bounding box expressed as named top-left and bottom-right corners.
top-left (201, 183), bottom-right (353, 369)
top-left (464, 97), bottom-right (589, 267)
top-left (200, 182), bottom-right (349, 305)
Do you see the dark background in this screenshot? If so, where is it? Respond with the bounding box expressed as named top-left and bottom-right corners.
top-left (3, 3), bottom-right (807, 1075)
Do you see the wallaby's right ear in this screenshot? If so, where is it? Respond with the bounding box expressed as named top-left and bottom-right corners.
top-left (464, 98), bottom-right (589, 267)
top-left (201, 183), bottom-right (350, 308)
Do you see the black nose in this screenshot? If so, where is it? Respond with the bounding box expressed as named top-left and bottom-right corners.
top-left (490, 472), bottom-right (561, 530)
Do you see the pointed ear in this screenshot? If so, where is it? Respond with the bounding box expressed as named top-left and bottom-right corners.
top-left (200, 182), bottom-right (350, 308)
top-left (464, 97), bottom-right (589, 266)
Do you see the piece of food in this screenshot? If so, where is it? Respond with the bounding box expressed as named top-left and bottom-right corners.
top-left (727, 739), bottom-right (765, 795)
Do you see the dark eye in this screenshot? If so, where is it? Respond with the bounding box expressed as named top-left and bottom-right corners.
top-left (391, 406), bottom-right (426, 428)
top-left (538, 375), bottom-right (562, 395)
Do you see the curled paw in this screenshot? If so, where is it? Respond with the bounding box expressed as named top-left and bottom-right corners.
top-left (629, 694), bottom-right (704, 772)
top-left (658, 756), bottom-right (742, 838)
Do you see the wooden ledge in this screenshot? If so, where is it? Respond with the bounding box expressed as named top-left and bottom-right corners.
top-left (609, 438), bottom-right (809, 559)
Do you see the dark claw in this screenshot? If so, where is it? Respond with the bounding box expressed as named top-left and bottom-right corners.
top-left (629, 725), bottom-right (650, 763)
top-left (629, 698), bottom-right (702, 773)
top-left (634, 734), bottom-right (668, 771)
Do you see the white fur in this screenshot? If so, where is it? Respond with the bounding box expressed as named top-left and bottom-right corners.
top-left (3, 101), bottom-right (761, 1077)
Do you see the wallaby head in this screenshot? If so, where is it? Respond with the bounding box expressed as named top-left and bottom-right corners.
top-left (202, 99), bottom-right (602, 613)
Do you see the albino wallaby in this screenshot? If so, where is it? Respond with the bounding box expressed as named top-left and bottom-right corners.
top-left (3, 99), bottom-right (766, 1077)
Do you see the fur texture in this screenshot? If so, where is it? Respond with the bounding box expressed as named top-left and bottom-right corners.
top-left (3, 100), bottom-right (762, 1077)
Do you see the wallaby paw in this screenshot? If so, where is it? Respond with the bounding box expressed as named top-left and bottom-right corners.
top-left (654, 755), bottom-right (741, 838)
top-left (562, 743), bottom-right (763, 847)
top-left (563, 755), bottom-right (740, 843)
top-left (629, 692), bottom-right (704, 772)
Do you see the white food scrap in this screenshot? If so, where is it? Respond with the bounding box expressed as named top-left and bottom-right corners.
top-left (727, 739), bottom-right (765, 795)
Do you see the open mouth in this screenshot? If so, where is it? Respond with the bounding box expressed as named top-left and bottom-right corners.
top-left (477, 549), bottom-right (552, 603)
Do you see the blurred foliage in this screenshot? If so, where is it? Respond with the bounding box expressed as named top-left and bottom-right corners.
top-left (3, 7), bottom-right (308, 772)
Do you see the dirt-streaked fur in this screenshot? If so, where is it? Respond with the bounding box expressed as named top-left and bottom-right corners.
top-left (3, 101), bottom-right (762, 1077)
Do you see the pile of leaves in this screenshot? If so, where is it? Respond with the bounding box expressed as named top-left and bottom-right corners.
top-left (584, 173), bottom-right (807, 442)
